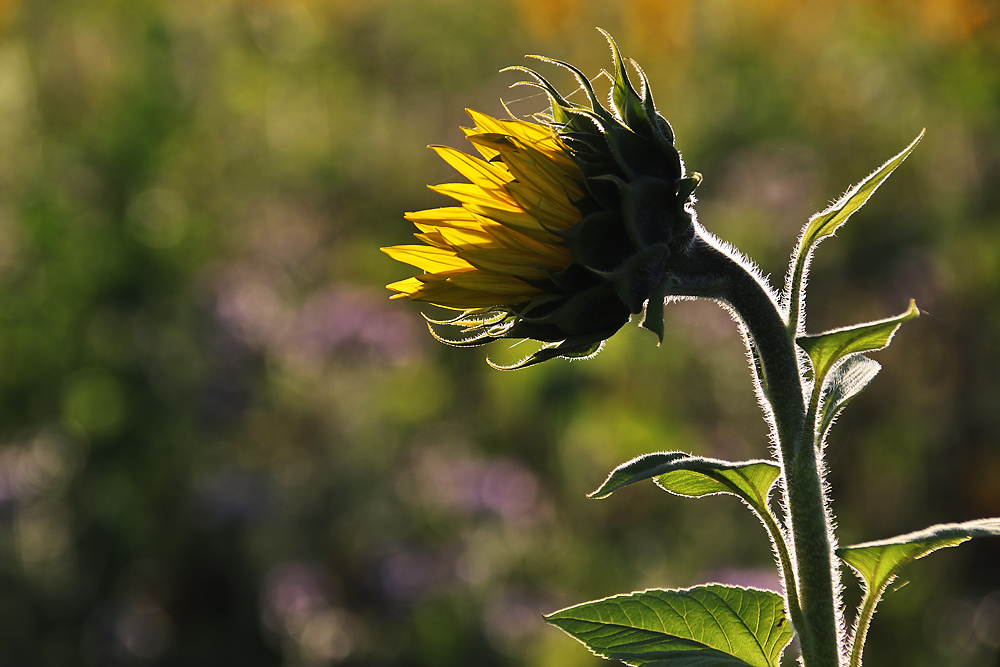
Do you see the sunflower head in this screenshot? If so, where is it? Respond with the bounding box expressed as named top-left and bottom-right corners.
top-left (383, 31), bottom-right (701, 368)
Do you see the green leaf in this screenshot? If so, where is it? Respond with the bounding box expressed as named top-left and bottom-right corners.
top-left (838, 518), bottom-right (1000, 667)
top-left (545, 585), bottom-right (793, 667)
top-left (785, 131), bottom-right (923, 336)
top-left (816, 354), bottom-right (881, 444)
top-left (799, 131), bottom-right (923, 254)
top-left (589, 452), bottom-right (779, 513)
top-left (839, 518), bottom-right (1000, 596)
top-left (797, 299), bottom-right (918, 388)
top-left (589, 454), bottom-right (798, 630)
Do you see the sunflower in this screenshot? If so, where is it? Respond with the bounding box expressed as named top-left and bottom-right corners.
top-left (383, 31), bottom-right (702, 368)
top-left (383, 110), bottom-right (583, 310)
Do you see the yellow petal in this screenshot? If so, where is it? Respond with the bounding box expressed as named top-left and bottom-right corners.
top-left (463, 204), bottom-right (558, 236)
top-left (405, 206), bottom-right (479, 223)
top-left (503, 182), bottom-right (581, 230)
top-left (465, 109), bottom-right (557, 148)
top-left (469, 131), bottom-right (576, 172)
top-left (381, 245), bottom-right (475, 273)
top-left (502, 144), bottom-right (583, 213)
top-left (430, 145), bottom-right (513, 192)
top-left (475, 218), bottom-right (570, 265)
top-left (437, 226), bottom-right (504, 250)
top-left (463, 126), bottom-right (500, 161)
top-left (407, 208), bottom-right (487, 236)
top-left (445, 269), bottom-right (540, 295)
top-left (415, 286), bottom-right (535, 309)
top-left (455, 249), bottom-right (552, 279)
top-left (412, 232), bottom-right (450, 248)
top-left (434, 227), bottom-right (565, 273)
top-left (394, 271), bottom-right (539, 309)
top-left (386, 276), bottom-right (424, 297)
top-left (429, 182), bottom-right (519, 211)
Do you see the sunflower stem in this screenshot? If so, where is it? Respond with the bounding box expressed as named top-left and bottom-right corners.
top-left (666, 234), bottom-right (842, 667)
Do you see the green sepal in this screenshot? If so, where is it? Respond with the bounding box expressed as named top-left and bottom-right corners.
top-left (421, 308), bottom-right (509, 328)
top-left (563, 211), bottom-right (635, 272)
top-left (604, 124), bottom-right (679, 182)
top-left (677, 173), bottom-right (702, 201)
top-left (580, 170), bottom-right (624, 211)
top-left (523, 54), bottom-right (618, 129)
top-left (639, 282), bottom-right (667, 343)
top-left (503, 66), bottom-right (603, 136)
top-left (556, 105), bottom-right (606, 137)
top-left (545, 585), bottom-right (793, 667)
top-left (425, 327), bottom-right (498, 348)
top-left (516, 292), bottom-right (570, 322)
top-left (545, 262), bottom-right (602, 295)
top-left (600, 28), bottom-right (654, 140)
top-left (617, 175), bottom-right (686, 247)
top-left (519, 281), bottom-right (631, 336)
top-left (488, 330), bottom-right (618, 370)
top-left (797, 299), bottom-right (918, 389)
top-left (604, 244), bottom-right (671, 313)
top-left (597, 28), bottom-right (676, 153)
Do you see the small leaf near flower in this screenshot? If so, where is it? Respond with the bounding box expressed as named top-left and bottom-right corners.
top-left (797, 299), bottom-right (918, 391)
top-left (816, 354), bottom-right (882, 445)
top-left (590, 452), bottom-right (779, 505)
top-left (786, 131), bottom-right (924, 336)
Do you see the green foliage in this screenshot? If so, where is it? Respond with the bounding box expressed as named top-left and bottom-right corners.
top-left (545, 585), bottom-right (793, 667)
top-left (553, 111), bottom-right (996, 667)
top-left (589, 452), bottom-right (779, 514)
top-left (815, 355), bottom-right (881, 444)
top-left (797, 299), bottom-right (919, 390)
top-left (797, 132), bottom-right (924, 257)
top-left (839, 519), bottom-right (1000, 667)
top-left (786, 132), bottom-right (924, 336)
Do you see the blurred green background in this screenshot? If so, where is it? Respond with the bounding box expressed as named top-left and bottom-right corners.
top-left (0, 0), bottom-right (998, 665)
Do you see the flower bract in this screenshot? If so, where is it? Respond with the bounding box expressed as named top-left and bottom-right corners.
top-left (383, 31), bottom-right (702, 368)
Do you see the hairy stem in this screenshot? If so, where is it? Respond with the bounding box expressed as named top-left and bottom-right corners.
top-left (849, 585), bottom-right (880, 667)
top-left (667, 233), bottom-right (842, 666)
top-left (758, 500), bottom-right (803, 632)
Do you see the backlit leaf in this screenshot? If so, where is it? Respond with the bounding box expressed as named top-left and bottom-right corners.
top-left (797, 299), bottom-right (918, 388)
top-left (839, 519), bottom-right (1000, 666)
top-left (785, 131), bottom-right (923, 336)
top-left (816, 354), bottom-right (881, 444)
top-left (798, 132), bottom-right (923, 254)
top-left (589, 452), bottom-right (780, 518)
top-left (546, 585), bottom-right (793, 667)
